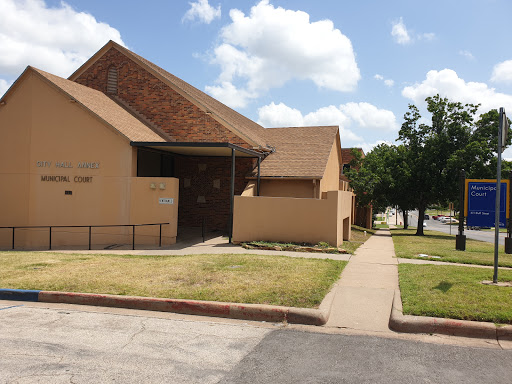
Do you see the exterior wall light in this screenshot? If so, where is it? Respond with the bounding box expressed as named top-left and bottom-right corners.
top-left (150, 183), bottom-right (156, 189)
top-left (159, 183), bottom-right (166, 190)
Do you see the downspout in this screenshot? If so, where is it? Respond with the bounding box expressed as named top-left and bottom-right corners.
top-left (229, 148), bottom-right (236, 243)
top-left (257, 157), bottom-right (261, 196)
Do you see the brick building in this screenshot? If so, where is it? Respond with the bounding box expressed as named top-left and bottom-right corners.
top-left (0, 40), bottom-right (356, 249)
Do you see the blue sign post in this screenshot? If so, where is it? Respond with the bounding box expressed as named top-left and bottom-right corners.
top-left (465, 179), bottom-right (509, 228)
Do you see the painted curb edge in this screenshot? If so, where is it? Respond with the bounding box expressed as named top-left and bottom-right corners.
top-left (389, 289), bottom-right (512, 340)
top-left (0, 289), bottom-right (41, 302)
top-left (1, 284), bottom-right (338, 326)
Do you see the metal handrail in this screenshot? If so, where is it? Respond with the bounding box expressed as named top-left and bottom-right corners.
top-left (0, 223), bottom-right (171, 251)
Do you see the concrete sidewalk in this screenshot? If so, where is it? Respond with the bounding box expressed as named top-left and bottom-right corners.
top-left (326, 229), bottom-right (398, 333)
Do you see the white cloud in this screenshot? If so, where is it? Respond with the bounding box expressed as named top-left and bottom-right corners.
top-left (491, 60), bottom-right (512, 84)
top-left (419, 32), bottom-right (435, 41)
top-left (402, 68), bottom-right (512, 114)
top-left (182, 0), bottom-right (221, 24)
top-left (257, 101), bottom-right (399, 145)
top-left (205, 0), bottom-right (360, 108)
top-left (257, 102), bottom-right (305, 127)
top-left (391, 17), bottom-right (434, 45)
top-left (391, 17), bottom-right (411, 45)
top-left (339, 102), bottom-right (398, 130)
top-left (204, 81), bottom-right (258, 108)
top-left (459, 50), bottom-right (475, 61)
top-left (375, 74), bottom-right (394, 87)
top-left (0, 79), bottom-right (11, 97)
top-left (358, 140), bottom-right (394, 155)
top-left (0, 0), bottom-right (125, 81)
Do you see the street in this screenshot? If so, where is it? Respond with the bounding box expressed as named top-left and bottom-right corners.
top-left (401, 210), bottom-right (508, 245)
top-left (1, 302), bottom-right (511, 383)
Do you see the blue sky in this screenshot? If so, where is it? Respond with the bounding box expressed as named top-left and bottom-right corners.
top-left (2, 0), bottom-right (512, 156)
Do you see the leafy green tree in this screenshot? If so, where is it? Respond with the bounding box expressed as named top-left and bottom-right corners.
top-left (345, 144), bottom-right (394, 215)
top-left (346, 144), bottom-right (415, 226)
top-left (348, 96), bottom-right (512, 236)
top-left (399, 95), bottom-right (479, 235)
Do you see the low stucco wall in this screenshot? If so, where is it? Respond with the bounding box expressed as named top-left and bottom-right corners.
top-left (0, 177), bottom-right (179, 250)
top-left (232, 190), bottom-right (353, 247)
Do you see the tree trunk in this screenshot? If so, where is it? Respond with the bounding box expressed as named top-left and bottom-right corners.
top-left (404, 210), bottom-right (409, 229)
top-left (416, 205), bottom-right (425, 236)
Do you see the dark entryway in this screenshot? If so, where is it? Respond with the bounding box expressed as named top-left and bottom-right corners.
top-left (132, 142), bottom-right (264, 241)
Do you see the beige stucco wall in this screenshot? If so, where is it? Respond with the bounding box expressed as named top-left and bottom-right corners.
top-left (258, 179), bottom-right (316, 198)
top-left (0, 72), bottom-right (178, 249)
top-left (233, 190), bottom-right (352, 247)
top-left (320, 140), bottom-right (341, 194)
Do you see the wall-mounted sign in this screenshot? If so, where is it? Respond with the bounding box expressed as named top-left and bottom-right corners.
top-left (40, 175), bottom-right (93, 183)
top-left (159, 198), bottom-right (174, 205)
top-left (465, 179), bottom-right (510, 227)
top-left (36, 161), bottom-right (100, 169)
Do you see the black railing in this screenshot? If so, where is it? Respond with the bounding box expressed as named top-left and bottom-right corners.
top-left (0, 223), bottom-right (171, 251)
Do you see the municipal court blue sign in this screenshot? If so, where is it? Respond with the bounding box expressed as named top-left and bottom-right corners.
top-left (465, 180), bottom-right (509, 227)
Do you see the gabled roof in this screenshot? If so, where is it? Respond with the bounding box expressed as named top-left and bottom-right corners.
top-left (0, 66), bottom-right (167, 143)
top-left (255, 126), bottom-right (340, 178)
top-left (69, 41), bottom-right (268, 149)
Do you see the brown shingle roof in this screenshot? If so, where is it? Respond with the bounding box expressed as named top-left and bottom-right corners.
top-left (256, 126), bottom-right (339, 178)
top-left (69, 41), bottom-right (267, 149)
top-left (32, 67), bottom-right (166, 143)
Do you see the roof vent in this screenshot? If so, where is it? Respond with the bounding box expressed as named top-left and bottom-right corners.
top-left (107, 67), bottom-right (118, 94)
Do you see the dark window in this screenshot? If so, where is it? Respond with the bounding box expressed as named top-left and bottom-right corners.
top-left (137, 148), bottom-right (175, 177)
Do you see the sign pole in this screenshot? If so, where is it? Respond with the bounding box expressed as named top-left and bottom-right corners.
top-left (507, 170), bottom-right (512, 254)
top-left (456, 170), bottom-right (466, 251)
top-left (493, 108), bottom-right (504, 283)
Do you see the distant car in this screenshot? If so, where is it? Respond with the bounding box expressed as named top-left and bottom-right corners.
top-left (441, 217), bottom-right (458, 223)
top-left (423, 222), bottom-right (427, 227)
top-left (424, 214), bottom-right (429, 220)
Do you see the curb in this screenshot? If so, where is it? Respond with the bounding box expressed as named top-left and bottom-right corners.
top-left (0, 284), bottom-right (338, 326)
top-left (389, 289), bottom-right (512, 340)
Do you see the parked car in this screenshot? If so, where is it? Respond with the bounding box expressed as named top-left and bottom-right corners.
top-left (441, 217), bottom-right (458, 223)
top-left (424, 214), bottom-right (430, 220)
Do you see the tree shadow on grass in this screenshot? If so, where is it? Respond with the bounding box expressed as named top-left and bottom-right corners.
top-left (433, 281), bottom-right (453, 293)
top-left (390, 231), bottom-right (452, 241)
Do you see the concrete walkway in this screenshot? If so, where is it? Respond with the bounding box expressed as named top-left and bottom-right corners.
top-left (326, 229), bottom-right (398, 333)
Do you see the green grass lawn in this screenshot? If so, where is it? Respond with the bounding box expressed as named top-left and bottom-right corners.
top-left (399, 264), bottom-right (512, 324)
top-left (374, 223), bottom-right (389, 229)
top-left (480, 228), bottom-right (508, 232)
top-left (0, 252), bottom-right (346, 308)
top-left (391, 228), bottom-right (512, 267)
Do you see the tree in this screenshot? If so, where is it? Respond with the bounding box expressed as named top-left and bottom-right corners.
top-left (346, 144), bottom-right (415, 225)
top-left (398, 95), bottom-right (479, 235)
top-left (345, 144), bottom-right (394, 214)
top-left (348, 95), bottom-right (512, 236)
